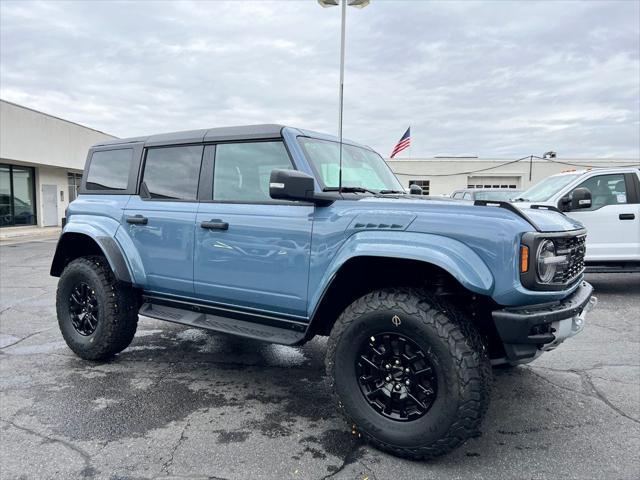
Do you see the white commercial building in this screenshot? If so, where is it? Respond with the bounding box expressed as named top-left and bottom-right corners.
top-left (388, 156), bottom-right (640, 196)
top-left (0, 100), bottom-right (115, 229)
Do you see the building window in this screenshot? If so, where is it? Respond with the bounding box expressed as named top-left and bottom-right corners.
top-left (0, 164), bottom-right (37, 227)
top-left (67, 173), bottom-right (82, 203)
top-left (409, 180), bottom-right (430, 195)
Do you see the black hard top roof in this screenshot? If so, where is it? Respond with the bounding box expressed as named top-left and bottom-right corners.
top-left (93, 124), bottom-right (286, 147)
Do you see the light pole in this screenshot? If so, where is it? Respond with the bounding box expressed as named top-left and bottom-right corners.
top-left (318, 0), bottom-right (370, 191)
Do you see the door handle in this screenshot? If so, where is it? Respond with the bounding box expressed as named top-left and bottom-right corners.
top-left (619, 213), bottom-right (635, 220)
top-left (126, 215), bottom-right (148, 225)
top-left (201, 219), bottom-right (229, 230)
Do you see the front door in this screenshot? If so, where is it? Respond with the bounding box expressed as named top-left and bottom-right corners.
top-left (566, 172), bottom-right (640, 262)
top-left (194, 141), bottom-right (313, 319)
top-left (122, 145), bottom-right (204, 296)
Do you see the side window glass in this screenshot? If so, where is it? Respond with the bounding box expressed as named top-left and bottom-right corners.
top-left (143, 146), bottom-right (203, 200)
top-left (463, 192), bottom-right (473, 200)
top-left (86, 149), bottom-right (133, 191)
top-left (572, 174), bottom-right (627, 210)
top-left (213, 142), bottom-right (293, 202)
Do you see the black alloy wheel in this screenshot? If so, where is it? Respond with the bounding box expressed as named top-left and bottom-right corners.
top-left (356, 332), bottom-right (438, 421)
top-left (68, 281), bottom-right (99, 336)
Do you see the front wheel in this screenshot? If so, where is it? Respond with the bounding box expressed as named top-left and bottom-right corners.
top-left (56, 256), bottom-right (139, 360)
top-left (325, 288), bottom-right (491, 460)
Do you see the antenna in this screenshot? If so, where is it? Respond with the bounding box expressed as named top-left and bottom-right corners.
top-left (338, 0), bottom-right (346, 194)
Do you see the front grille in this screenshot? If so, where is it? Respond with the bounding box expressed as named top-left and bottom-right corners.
top-left (552, 234), bottom-right (586, 285)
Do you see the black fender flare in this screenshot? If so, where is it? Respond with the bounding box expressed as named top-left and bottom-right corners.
top-left (50, 232), bottom-right (132, 284)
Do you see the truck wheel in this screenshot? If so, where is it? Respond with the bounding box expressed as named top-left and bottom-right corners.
top-left (56, 256), bottom-right (139, 360)
top-left (325, 288), bottom-right (491, 460)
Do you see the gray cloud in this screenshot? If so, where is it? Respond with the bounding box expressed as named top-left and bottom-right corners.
top-left (1, 0), bottom-right (638, 158)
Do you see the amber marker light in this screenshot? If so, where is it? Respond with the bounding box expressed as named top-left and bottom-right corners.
top-left (520, 245), bottom-right (529, 273)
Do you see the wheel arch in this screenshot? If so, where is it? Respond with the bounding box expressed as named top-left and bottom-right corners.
top-left (306, 232), bottom-right (496, 339)
top-left (50, 231), bottom-right (133, 284)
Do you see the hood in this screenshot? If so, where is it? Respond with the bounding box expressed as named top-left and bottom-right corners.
top-left (353, 196), bottom-right (584, 233)
top-left (511, 202), bottom-right (584, 231)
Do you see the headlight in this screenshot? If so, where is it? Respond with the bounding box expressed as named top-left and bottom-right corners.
top-left (536, 239), bottom-right (557, 283)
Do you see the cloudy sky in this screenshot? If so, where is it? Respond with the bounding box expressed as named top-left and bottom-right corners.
top-left (1, 0), bottom-right (638, 158)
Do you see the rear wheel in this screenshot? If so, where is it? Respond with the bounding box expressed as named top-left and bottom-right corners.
top-left (326, 288), bottom-right (491, 460)
top-left (56, 256), bottom-right (139, 360)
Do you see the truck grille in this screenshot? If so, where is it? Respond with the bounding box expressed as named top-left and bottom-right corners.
top-left (553, 234), bottom-right (586, 285)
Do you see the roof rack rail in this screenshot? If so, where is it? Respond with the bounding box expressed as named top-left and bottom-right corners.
top-left (473, 200), bottom-right (541, 232)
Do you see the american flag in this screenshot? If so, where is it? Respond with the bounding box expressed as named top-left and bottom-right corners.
top-left (390, 127), bottom-right (410, 158)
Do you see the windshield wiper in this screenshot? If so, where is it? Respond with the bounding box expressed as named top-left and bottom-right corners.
top-left (378, 189), bottom-right (406, 194)
top-left (512, 197), bottom-right (528, 202)
top-left (323, 186), bottom-right (380, 195)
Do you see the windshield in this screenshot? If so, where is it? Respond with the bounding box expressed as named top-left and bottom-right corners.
top-left (516, 174), bottom-right (580, 202)
top-left (298, 137), bottom-right (404, 192)
top-left (475, 190), bottom-right (520, 201)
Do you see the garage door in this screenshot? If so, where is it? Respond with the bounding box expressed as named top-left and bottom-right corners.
top-left (467, 176), bottom-right (520, 189)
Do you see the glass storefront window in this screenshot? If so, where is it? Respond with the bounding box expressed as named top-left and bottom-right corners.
top-left (0, 164), bottom-right (37, 227)
top-left (68, 172), bottom-right (82, 203)
top-left (0, 165), bottom-right (11, 226)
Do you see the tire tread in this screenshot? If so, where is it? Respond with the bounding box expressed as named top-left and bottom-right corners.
top-left (325, 287), bottom-right (491, 460)
top-left (56, 255), bottom-right (139, 360)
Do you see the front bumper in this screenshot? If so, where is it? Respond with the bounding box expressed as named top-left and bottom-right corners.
top-left (492, 281), bottom-right (596, 363)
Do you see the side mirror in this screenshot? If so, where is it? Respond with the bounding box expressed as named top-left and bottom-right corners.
top-left (570, 187), bottom-right (592, 210)
top-left (270, 169), bottom-right (331, 205)
top-left (409, 184), bottom-right (423, 195)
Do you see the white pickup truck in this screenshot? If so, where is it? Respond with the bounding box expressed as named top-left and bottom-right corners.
top-left (512, 167), bottom-right (640, 272)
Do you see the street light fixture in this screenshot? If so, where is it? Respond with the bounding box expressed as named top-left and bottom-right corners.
top-left (317, 0), bottom-right (370, 192)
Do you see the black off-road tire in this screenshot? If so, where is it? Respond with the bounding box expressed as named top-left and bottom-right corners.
top-left (325, 288), bottom-right (491, 460)
top-left (56, 256), bottom-right (139, 360)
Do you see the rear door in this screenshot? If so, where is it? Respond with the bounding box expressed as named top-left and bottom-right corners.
top-left (194, 141), bottom-right (313, 319)
top-left (122, 145), bottom-right (203, 296)
top-left (564, 172), bottom-right (640, 261)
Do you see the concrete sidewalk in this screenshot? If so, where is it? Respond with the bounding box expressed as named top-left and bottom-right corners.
top-left (0, 226), bottom-right (61, 244)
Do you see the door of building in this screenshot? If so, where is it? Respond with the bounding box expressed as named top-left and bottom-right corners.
top-left (41, 184), bottom-right (58, 226)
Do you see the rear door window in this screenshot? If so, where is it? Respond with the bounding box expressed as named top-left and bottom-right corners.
top-left (86, 149), bottom-right (133, 191)
top-left (142, 146), bottom-right (204, 200)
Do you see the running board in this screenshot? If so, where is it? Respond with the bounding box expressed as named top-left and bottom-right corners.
top-left (139, 302), bottom-right (307, 345)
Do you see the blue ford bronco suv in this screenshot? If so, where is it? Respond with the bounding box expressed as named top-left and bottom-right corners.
top-left (52, 125), bottom-right (596, 459)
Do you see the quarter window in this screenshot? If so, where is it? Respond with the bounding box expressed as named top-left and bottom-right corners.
top-left (213, 142), bottom-right (293, 202)
top-left (86, 149), bottom-right (133, 191)
top-left (142, 146), bottom-right (203, 200)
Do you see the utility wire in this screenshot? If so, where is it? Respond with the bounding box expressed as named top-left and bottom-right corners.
top-left (390, 155), bottom-right (639, 177)
top-left (391, 156), bottom-right (530, 177)
top-left (539, 157), bottom-right (640, 169)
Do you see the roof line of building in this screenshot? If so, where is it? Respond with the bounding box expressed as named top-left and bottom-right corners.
top-left (0, 99), bottom-right (118, 139)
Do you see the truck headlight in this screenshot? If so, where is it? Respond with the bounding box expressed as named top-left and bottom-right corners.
top-left (536, 239), bottom-right (557, 283)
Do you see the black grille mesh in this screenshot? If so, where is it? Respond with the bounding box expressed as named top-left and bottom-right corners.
top-left (552, 235), bottom-right (586, 284)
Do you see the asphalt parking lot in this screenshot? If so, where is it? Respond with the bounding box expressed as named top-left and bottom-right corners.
top-left (0, 238), bottom-right (639, 480)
